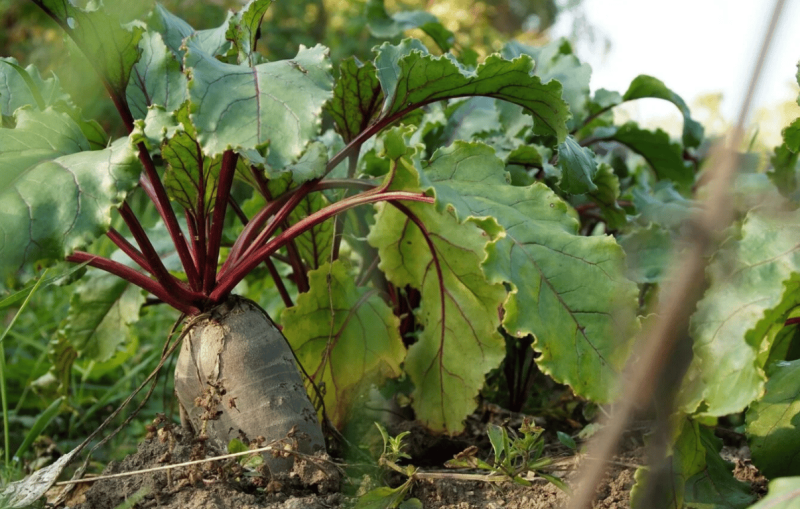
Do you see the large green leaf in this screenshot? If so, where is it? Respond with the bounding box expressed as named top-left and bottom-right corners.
top-left (327, 57), bottom-right (382, 144)
top-left (419, 141), bottom-right (638, 403)
top-left (59, 270), bottom-right (144, 362)
top-left (368, 153), bottom-right (506, 433)
top-left (593, 122), bottom-right (693, 187)
top-left (126, 31), bottom-right (187, 120)
top-left (680, 209), bottom-right (800, 416)
top-left (0, 136), bottom-right (140, 279)
top-left (556, 135), bottom-right (597, 194)
top-left (623, 75), bottom-right (704, 149)
top-left (365, 0), bottom-right (454, 52)
top-left (282, 261), bottom-right (405, 428)
top-left (373, 39), bottom-right (570, 142)
top-left (31, 0), bottom-right (146, 97)
top-left (631, 418), bottom-right (753, 509)
top-left (185, 42), bottom-right (333, 165)
top-left (746, 359), bottom-right (800, 478)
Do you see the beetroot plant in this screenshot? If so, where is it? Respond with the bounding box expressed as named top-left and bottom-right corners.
top-left (0, 0), bottom-right (729, 503)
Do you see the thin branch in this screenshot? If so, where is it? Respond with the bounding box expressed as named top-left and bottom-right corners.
top-left (118, 202), bottom-right (202, 304)
top-left (66, 252), bottom-right (199, 315)
top-left (568, 2), bottom-right (786, 507)
top-left (203, 151), bottom-right (239, 294)
top-left (233, 180), bottom-right (318, 268)
top-left (137, 144), bottom-right (201, 290)
top-left (227, 196), bottom-right (294, 308)
top-left (105, 228), bottom-right (152, 274)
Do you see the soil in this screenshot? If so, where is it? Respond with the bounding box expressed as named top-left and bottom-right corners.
top-left (59, 405), bottom-right (766, 509)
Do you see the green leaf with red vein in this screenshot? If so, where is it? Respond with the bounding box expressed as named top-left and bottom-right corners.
top-left (126, 31), bottom-right (187, 120)
top-left (282, 260), bottom-right (405, 428)
top-left (162, 129), bottom-right (220, 218)
top-left (327, 57), bottom-right (382, 143)
top-left (373, 39), bottom-right (570, 143)
top-left (185, 42), bottom-right (332, 166)
top-left (418, 142), bottom-right (638, 403)
top-left (368, 154), bottom-right (506, 433)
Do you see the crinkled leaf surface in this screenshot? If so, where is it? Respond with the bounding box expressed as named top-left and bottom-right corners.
top-left (420, 142), bottom-right (638, 403)
top-left (680, 209), bottom-right (800, 416)
top-left (31, 0), bottom-right (145, 97)
top-left (126, 31), bottom-right (187, 120)
top-left (374, 39), bottom-right (570, 142)
top-left (186, 10), bottom-right (235, 59)
top-left (748, 477), bottom-right (800, 509)
top-left (60, 270), bottom-right (144, 362)
top-left (281, 140), bottom-right (330, 183)
top-left (365, 0), bottom-right (454, 52)
top-left (623, 74), bottom-right (704, 148)
top-left (557, 135), bottom-right (597, 194)
top-left (630, 418), bottom-right (754, 509)
top-left (282, 261), bottom-right (405, 428)
top-left (0, 58), bottom-right (70, 117)
top-left (327, 57), bottom-right (382, 143)
top-left (368, 155), bottom-right (506, 433)
top-left (186, 42), bottom-right (332, 165)
top-left (746, 359), bottom-right (800, 478)
top-left (148, 3), bottom-right (195, 57)
top-left (594, 122), bottom-right (693, 187)
top-left (0, 119), bottom-right (139, 279)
